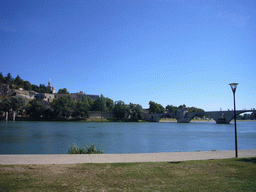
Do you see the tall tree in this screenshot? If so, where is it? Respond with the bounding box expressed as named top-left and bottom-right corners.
top-left (129, 103), bottom-right (144, 121)
top-left (5, 73), bottom-right (13, 84)
top-left (81, 94), bottom-right (94, 111)
top-left (92, 94), bottom-right (106, 118)
top-left (106, 97), bottom-right (114, 111)
top-left (73, 101), bottom-right (89, 119)
top-left (113, 100), bottom-right (129, 119)
top-left (51, 95), bottom-right (75, 119)
top-left (0, 72), bottom-right (5, 84)
top-left (14, 75), bottom-right (24, 88)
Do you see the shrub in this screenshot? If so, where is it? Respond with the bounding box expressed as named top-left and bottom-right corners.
top-left (68, 144), bottom-right (104, 154)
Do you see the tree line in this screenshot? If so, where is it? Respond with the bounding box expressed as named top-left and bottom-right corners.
top-left (0, 72), bottom-right (52, 93)
top-left (149, 102), bottom-right (205, 114)
top-left (4, 72), bottom-right (247, 121)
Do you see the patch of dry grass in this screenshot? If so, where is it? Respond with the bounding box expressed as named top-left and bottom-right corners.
top-left (0, 158), bottom-right (256, 191)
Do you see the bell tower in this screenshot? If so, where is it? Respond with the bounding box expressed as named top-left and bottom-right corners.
top-left (47, 79), bottom-right (56, 93)
top-left (48, 79), bottom-right (51, 88)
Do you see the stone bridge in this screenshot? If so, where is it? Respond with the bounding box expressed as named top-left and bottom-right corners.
top-left (144, 110), bottom-right (256, 124)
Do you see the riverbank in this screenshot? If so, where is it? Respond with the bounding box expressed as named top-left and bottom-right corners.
top-left (1, 154), bottom-right (256, 191)
top-left (159, 118), bottom-right (256, 123)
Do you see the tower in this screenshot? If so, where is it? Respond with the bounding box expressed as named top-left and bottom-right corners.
top-left (47, 79), bottom-right (56, 94)
top-left (48, 79), bottom-right (51, 88)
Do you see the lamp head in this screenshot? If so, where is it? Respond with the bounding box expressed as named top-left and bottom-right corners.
top-left (229, 83), bottom-right (239, 93)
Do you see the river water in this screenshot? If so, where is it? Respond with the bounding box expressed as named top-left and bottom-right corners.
top-left (0, 121), bottom-right (255, 154)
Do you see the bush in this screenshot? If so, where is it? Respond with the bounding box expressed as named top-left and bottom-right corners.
top-left (68, 144), bottom-right (104, 154)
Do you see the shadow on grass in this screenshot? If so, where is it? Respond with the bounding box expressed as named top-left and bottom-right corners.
top-left (236, 157), bottom-right (256, 164)
top-left (169, 161), bottom-right (181, 164)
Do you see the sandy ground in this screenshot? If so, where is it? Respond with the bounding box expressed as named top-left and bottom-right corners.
top-left (0, 149), bottom-right (255, 164)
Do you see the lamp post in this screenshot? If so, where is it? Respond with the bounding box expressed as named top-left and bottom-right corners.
top-left (229, 83), bottom-right (238, 158)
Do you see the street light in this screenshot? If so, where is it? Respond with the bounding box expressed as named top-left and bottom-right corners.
top-left (229, 83), bottom-right (238, 158)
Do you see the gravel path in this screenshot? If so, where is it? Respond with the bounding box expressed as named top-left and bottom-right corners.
top-left (0, 149), bottom-right (255, 164)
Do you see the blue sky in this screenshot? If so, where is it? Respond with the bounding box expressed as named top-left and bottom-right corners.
top-left (1, 0), bottom-right (255, 111)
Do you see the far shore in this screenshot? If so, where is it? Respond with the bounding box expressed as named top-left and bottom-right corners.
top-left (2, 117), bottom-right (255, 123)
top-left (159, 118), bottom-right (256, 123)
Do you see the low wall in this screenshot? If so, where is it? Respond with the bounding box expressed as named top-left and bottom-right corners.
top-left (89, 111), bottom-right (115, 119)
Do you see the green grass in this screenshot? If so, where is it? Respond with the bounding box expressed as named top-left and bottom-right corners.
top-left (0, 158), bottom-right (256, 191)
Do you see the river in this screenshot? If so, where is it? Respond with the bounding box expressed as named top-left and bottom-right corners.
top-left (0, 121), bottom-right (255, 154)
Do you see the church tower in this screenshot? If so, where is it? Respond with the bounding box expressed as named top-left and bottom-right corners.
top-left (47, 79), bottom-right (56, 94)
top-left (48, 79), bottom-right (51, 88)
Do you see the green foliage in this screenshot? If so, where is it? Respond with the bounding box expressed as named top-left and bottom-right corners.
top-left (68, 144), bottom-right (104, 154)
top-left (51, 95), bottom-right (75, 119)
top-left (113, 100), bottom-right (129, 119)
top-left (31, 84), bottom-right (38, 92)
top-left (14, 75), bottom-right (24, 88)
top-left (81, 94), bottom-right (94, 111)
top-left (73, 101), bottom-right (89, 119)
top-left (187, 106), bottom-right (205, 113)
top-left (106, 97), bottom-right (114, 111)
top-left (23, 81), bottom-right (32, 90)
top-left (166, 105), bottom-right (178, 113)
top-left (5, 73), bottom-right (13, 84)
top-left (92, 94), bottom-right (106, 112)
top-left (10, 95), bottom-right (27, 111)
top-left (42, 108), bottom-right (54, 120)
top-left (149, 101), bottom-right (165, 113)
top-left (0, 97), bottom-right (12, 112)
top-left (129, 103), bottom-right (144, 121)
top-left (26, 99), bottom-right (44, 119)
top-left (38, 84), bottom-right (51, 93)
top-left (0, 72), bottom-right (5, 84)
top-left (58, 88), bottom-right (69, 94)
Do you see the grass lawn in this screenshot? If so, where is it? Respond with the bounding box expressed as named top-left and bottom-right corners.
top-left (1, 158), bottom-right (256, 191)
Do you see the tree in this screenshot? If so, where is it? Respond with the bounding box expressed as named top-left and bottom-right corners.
top-left (0, 97), bottom-right (12, 121)
top-left (38, 84), bottom-right (51, 93)
top-left (106, 97), bottom-right (114, 111)
top-left (14, 75), bottom-right (24, 88)
top-left (73, 101), bottom-right (89, 119)
top-left (129, 103), bottom-right (144, 121)
top-left (113, 100), bottom-right (129, 119)
top-left (51, 95), bottom-right (75, 119)
top-left (58, 88), bottom-right (69, 94)
top-left (166, 105), bottom-right (178, 113)
top-left (5, 73), bottom-right (13, 84)
top-left (92, 94), bottom-right (106, 118)
top-left (32, 84), bottom-right (39, 92)
top-left (81, 94), bottom-right (94, 111)
top-left (23, 81), bottom-right (32, 90)
top-left (0, 72), bottom-right (5, 84)
top-left (10, 95), bottom-right (27, 121)
top-left (26, 99), bottom-right (44, 119)
top-left (149, 101), bottom-right (165, 113)
top-left (187, 106), bottom-right (204, 113)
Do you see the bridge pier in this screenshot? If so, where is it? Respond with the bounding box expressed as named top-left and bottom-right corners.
top-left (177, 118), bottom-right (191, 123)
top-left (215, 118), bottom-right (230, 124)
